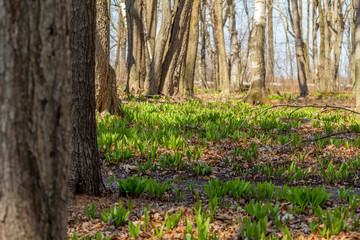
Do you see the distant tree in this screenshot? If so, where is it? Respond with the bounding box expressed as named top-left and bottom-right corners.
top-left (355, 0), bottom-right (360, 112)
top-left (70, 0), bottom-right (103, 198)
top-left (213, 0), bottom-right (231, 94)
top-left (228, 0), bottom-right (241, 91)
top-left (96, 0), bottom-right (123, 115)
top-left (0, 0), bottom-right (71, 238)
top-left (267, 0), bottom-right (274, 84)
top-left (291, 0), bottom-right (309, 97)
top-left (243, 0), bottom-right (271, 105)
top-left (181, 0), bottom-right (201, 97)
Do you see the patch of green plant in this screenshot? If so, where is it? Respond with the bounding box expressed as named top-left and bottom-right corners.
top-left (196, 162), bottom-right (213, 176)
top-left (165, 209), bottom-right (182, 231)
top-left (148, 179), bottom-right (172, 199)
top-left (101, 201), bottom-right (133, 227)
top-left (117, 175), bottom-right (149, 197)
top-left (128, 221), bottom-right (141, 240)
top-left (226, 179), bottom-right (254, 200)
top-left (239, 217), bottom-right (268, 240)
top-left (251, 181), bottom-right (275, 201)
top-left (85, 203), bottom-right (96, 220)
top-left (285, 186), bottom-right (332, 213)
top-left (315, 206), bottom-right (348, 235)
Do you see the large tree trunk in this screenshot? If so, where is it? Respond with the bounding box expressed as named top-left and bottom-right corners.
top-left (292, 0), bottom-right (309, 97)
top-left (228, 0), bottom-right (241, 91)
top-left (267, 0), bottom-right (274, 84)
top-left (180, 0), bottom-right (201, 97)
top-left (96, 0), bottom-right (123, 115)
top-left (0, 0), bottom-right (71, 239)
top-left (243, 0), bottom-right (271, 105)
top-left (214, 0), bottom-right (230, 94)
top-left (159, 0), bottom-right (193, 96)
top-left (70, 0), bottom-right (103, 198)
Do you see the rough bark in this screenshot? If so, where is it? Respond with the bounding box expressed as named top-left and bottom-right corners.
top-left (313, 0), bottom-right (320, 91)
top-left (96, 0), bottom-right (123, 115)
top-left (292, 0), bottom-right (309, 97)
top-left (180, 0), bottom-right (201, 97)
top-left (214, 0), bottom-right (230, 94)
top-left (70, 0), bottom-right (103, 198)
top-left (0, 0), bottom-right (71, 239)
top-left (126, 0), bottom-right (145, 93)
top-left (244, 0), bottom-right (271, 105)
top-left (267, 0), bottom-right (274, 84)
top-left (211, 3), bottom-right (220, 90)
top-left (355, 1), bottom-right (360, 112)
top-left (144, 0), bottom-right (173, 95)
top-left (159, 0), bottom-right (193, 96)
top-left (119, 0), bottom-right (128, 82)
top-left (200, 0), bottom-right (208, 89)
top-left (318, 2), bottom-right (327, 92)
top-left (228, 0), bottom-right (241, 90)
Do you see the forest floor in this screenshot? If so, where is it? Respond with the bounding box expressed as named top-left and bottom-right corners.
top-left (67, 90), bottom-right (360, 240)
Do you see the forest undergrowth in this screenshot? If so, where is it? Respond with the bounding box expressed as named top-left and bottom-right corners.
top-left (68, 91), bottom-right (360, 240)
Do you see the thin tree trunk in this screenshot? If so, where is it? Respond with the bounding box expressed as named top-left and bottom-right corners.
top-left (228, 0), bottom-right (241, 90)
top-left (70, 0), bottom-right (103, 198)
top-left (355, 0), bottom-right (360, 112)
top-left (214, 0), bottom-right (231, 94)
top-left (119, 0), bottom-right (128, 82)
top-left (200, 0), bottom-right (208, 89)
top-left (313, 0), bottom-right (320, 91)
top-left (292, 0), bottom-right (309, 97)
top-left (244, 0), bottom-right (271, 105)
top-left (96, 0), bottom-right (123, 115)
top-left (267, 0), bottom-right (274, 84)
top-left (0, 0), bottom-right (71, 238)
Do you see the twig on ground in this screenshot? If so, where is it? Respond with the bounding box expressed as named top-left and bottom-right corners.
top-left (184, 125), bottom-right (206, 132)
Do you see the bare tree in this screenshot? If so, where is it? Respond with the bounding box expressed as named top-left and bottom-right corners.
top-left (244, 0), bottom-right (271, 105)
top-left (0, 0), bottom-right (71, 238)
top-left (267, 0), bottom-right (275, 84)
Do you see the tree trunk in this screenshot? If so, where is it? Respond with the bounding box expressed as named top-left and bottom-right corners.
top-left (355, 1), bottom-right (360, 112)
top-left (267, 0), bottom-right (274, 84)
top-left (200, 0), bottom-right (208, 89)
top-left (214, 0), bottom-right (230, 94)
top-left (96, 0), bottom-right (123, 115)
top-left (0, 0), bottom-right (71, 239)
top-left (159, 0), bottom-right (193, 96)
top-left (228, 0), bottom-right (241, 91)
top-left (313, 0), bottom-right (320, 91)
top-left (70, 0), bottom-right (103, 198)
top-left (119, 0), bottom-right (128, 83)
top-left (126, 0), bottom-right (145, 93)
top-left (243, 0), bottom-right (271, 105)
top-left (144, 0), bottom-right (173, 96)
top-left (180, 0), bottom-right (201, 97)
top-left (292, 0), bottom-right (309, 97)
top-left (318, 2), bottom-right (326, 92)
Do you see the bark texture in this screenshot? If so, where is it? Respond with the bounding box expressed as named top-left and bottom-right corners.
top-left (159, 0), bottom-right (193, 96)
top-left (181, 0), bottom-right (201, 97)
top-left (0, 0), bottom-right (71, 239)
top-left (292, 0), bottom-right (309, 97)
top-left (244, 0), bottom-right (271, 105)
top-left (70, 0), bottom-right (103, 197)
top-left (228, 0), bottom-right (241, 90)
top-left (267, 0), bottom-right (274, 84)
top-left (355, 1), bottom-right (360, 112)
top-left (126, 0), bottom-right (145, 93)
top-left (96, 0), bottom-right (123, 115)
top-left (214, 0), bottom-right (230, 94)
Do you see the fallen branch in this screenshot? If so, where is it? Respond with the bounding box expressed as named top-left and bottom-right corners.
top-left (301, 131), bottom-right (350, 143)
top-left (184, 125), bottom-right (206, 132)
